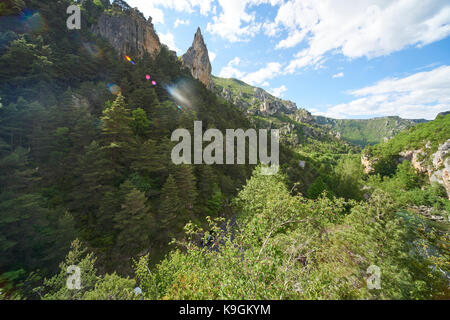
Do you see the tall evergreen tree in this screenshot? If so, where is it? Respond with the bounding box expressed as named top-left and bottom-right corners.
top-left (100, 94), bottom-right (135, 170)
top-left (175, 165), bottom-right (198, 213)
top-left (114, 180), bottom-right (153, 258)
top-left (159, 175), bottom-right (184, 240)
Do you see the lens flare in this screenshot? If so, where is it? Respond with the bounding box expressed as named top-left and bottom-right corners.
top-left (165, 79), bottom-right (193, 109)
top-left (107, 83), bottom-right (121, 95)
top-left (0, 10), bottom-right (47, 35)
top-left (82, 42), bottom-right (102, 59)
top-left (125, 55), bottom-right (135, 65)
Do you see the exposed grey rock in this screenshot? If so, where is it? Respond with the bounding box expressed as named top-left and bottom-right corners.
top-left (294, 109), bottom-right (315, 124)
top-left (181, 28), bottom-right (214, 91)
top-left (370, 139), bottom-right (450, 199)
top-left (430, 140), bottom-right (450, 199)
top-left (92, 6), bottom-right (161, 58)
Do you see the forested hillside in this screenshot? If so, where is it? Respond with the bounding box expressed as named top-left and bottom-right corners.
top-left (0, 0), bottom-right (258, 292)
top-left (0, 0), bottom-right (448, 300)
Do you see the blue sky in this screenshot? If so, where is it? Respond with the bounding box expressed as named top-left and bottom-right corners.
top-left (124, 0), bottom-right (450, 120)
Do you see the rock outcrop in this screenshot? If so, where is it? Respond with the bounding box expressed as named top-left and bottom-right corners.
top-left (294, 109), bottom-right (315, 125)
top-left (361, 155), bottom-right (376, 174)
top-left (92, 2), bottom-right (161, 58)
top-left (362, 139), bottom-right (450, 199)
top-left (181, 28), bottom-right (214, 91)
top-left (253, 88), bottom-right (297, 115)
top-left (430, 140), bottom-right (450, 199)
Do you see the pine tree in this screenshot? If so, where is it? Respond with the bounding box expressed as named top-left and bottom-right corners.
top-left (197, 165), bottom-right (216, 204)
top-left (41, 239), bottom-right (99, 300)
top-left (100, 94), bottom-right (135, 168)
top-left (205, 183), bottom-right (223, 217)
top-left (306, 176), bottom-right (329, 199)
top-left (130, 107), bottom-right (150, 138)
top-left (175, 165), bottom-right (198, 213)
top-left (128, 85), bottom-right (158, 114)
top-left (114, 180), bottom-right (153, 258)
top-left (159, 175), bottom-right (184, 240)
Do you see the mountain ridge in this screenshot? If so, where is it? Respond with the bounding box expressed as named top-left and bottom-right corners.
top-left (212, 75), bottom-right (429, 147)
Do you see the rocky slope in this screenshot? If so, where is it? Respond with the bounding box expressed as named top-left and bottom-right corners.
top-left (361, 114), bottom-right (450, 199)
top-left (213, 76), bottom-right (428, 147)
top-left (315, 116), bottom-right (428, 146)
top-left (362, 139), bottom-right (450, 199)
top-left (398, 140), bottom-right (450, 199)
top-left (213, 76), bottom-right (297, 116)
top-left (91, 1), bottom-right (161, 58)
top-left (181, 28), bottom-right (214, 91)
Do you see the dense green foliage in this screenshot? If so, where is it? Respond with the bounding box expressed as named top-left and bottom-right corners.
top-left (0, 0), bottom-right (448, 300)
top-left (366, 114), bottom-right (450, 164)
top-left (0, 0), bottom-right (256, 296)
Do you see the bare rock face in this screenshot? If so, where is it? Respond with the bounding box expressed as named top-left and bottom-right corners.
top-left (253, 87), bottom-right (297, 115)
top-left (294, 109), bottom-right (315, 124)
top-left (363, 139), bottom-right (450, 199)
top-left (361, 155), bottom-right (376, 174)
top-left (92, 4), bottom-right (161, 58)
top-left (398, 140), bottom-right (450, 198)
top-left (399, 149), bottom-right (428, 173)
top-left (181, 28), bottom-right (214, 91)
top-left (430, 140), bottom-right (450, 199)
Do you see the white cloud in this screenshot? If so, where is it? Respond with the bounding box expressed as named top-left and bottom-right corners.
top-left (206, 0), bottom-right (283, 42)
top-left (125, 0), bottom-right (215, 23)
top-left (219, 57), bottom-right (245, 78)
top-left (174, 19), bottom-right (190, 28)
top-left (333, 72), bottom-right (344, 79)
top-left (270, 0), bottom-right (450, 72)
top-left (322, 65), bottom-right (450, 120)
top-left (158, 32), bottom-right (180, 53)
top-left (218, 58), bottom-right (282, 85)
top-left (270, 85), bottom-right (287, 98)
top-left (124, 0), bottom-right (165, 24)
top-left (263, 21), bottom-right (281, 37)
top-left (242, 62), bottom-right (282, 86)
top-left (148, 0), bottom-right (214, 15)
top-left (209, 51), bottom-right (217, 63)
top-left (275, 29), bottom-right (307, 49)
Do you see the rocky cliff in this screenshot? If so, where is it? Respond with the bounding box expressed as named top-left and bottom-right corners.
top-left (213, 76), bottom-right (297, 116)
top-left (92, 3), bottom-right (161, 58)
top-left (212, 76), bottom-right (428, 147)
top-left (362, 139), bottom-right (450, 199)
top-left (181, 28), bottom-right (214, 91)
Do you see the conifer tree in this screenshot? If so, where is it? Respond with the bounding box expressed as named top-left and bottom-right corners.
top-left (100, 94), bottom-right (135, 167)
top-left (205, 183), bottom-right (223, 217)
top-left (114, 180), bottom-right (153, 257)
top-left (130, 108), bottom-right (150, 138)
top-left (198, 165), bottom-right (216, 203)
top-left (175, 165), bottom-right (198, 213)
top-left (159, 175), bottom-right (184, 240)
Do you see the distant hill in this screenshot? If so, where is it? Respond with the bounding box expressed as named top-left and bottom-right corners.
top-left (213, 76), bottom-right (428, 147)
top-left (213, 76), bottom-right (298, 115)
top-left (315, 116), bottom-right (428, 146)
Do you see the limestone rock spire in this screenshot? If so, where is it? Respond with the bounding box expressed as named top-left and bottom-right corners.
top-left (181, 27), bottom-right (214, 91)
